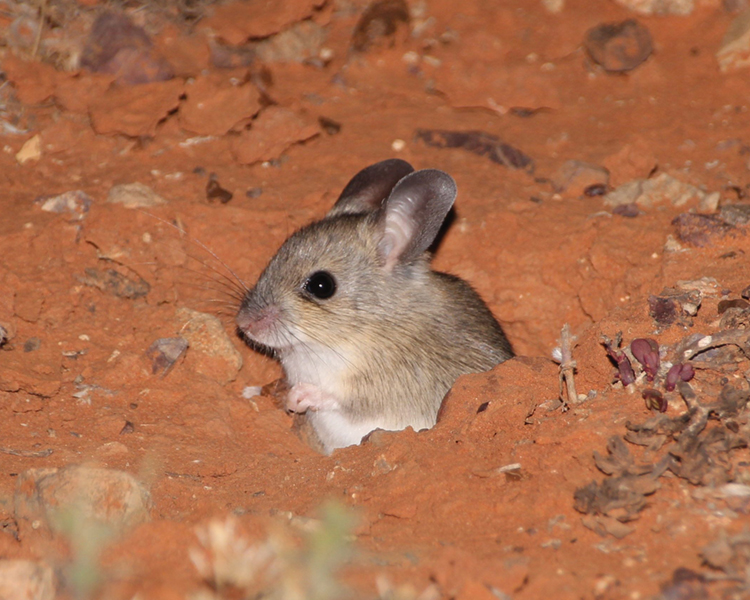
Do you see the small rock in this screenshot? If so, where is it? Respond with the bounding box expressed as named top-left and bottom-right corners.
top-left (553, 160), bottom-right (609, 195)
top-left (79, 267), bottom-right (150, 299)
top-left (584, 183), bottom-right (609, 197)
top-left (351, 0), bottom-right (410, 52)
top-left (659, 568), bottom-right (709, 600)
top-left (719, 300), bottom-right (750, 329)
top-left (318, 116), bottom-right (342, 135)
top-left (35, 190), bottom-right (93, 219)
top-left (81, 11), bottom-right (173, 85)
top-left (672, 213), bottom-right (735, 247)
top-left (604, 179), bottom-right (642, 206)
top-left (95, 441), bottom-right (131, 458)
top-left (0, 560), bottom-right (55, 600)
top-left (145, 337), bottom-right (188, 376)
top-left (613, 0), bottom-right (694, 15)
top-left (719, 202), bottom-right (750, 225)
top-left (242, 385), bottom-right (262, 399)
top-left (580, 514), bottom-right (635, 539)
top-left (650, 173), bottom-right (703, 205)
top-left (664, 234), bottom-right (683, 252)
top-left (675, 277), bottom-right (720, 296)
top-left (175, 307), bottom-right (242, 385)
top-left (14, 465), bottom-right (151, 535)
top-left (15, 135), bottom-right (41, 164)
top-left (701, 535), bottom-right (734, 570)
top-left (107, 182), bottom-right (167, 208)
top-left (206, 174), bottom-right (233, 204)
top-left (612, 202), bottom-right (641, 217)
top-left (698, 191), bottom-right (721, 212)
top-left (584, 19), bottom-right (653, 72)
top-left (254, 20), bottom-right (327, 63)
top-left (604, 173), bottom-right (707, 208)
top-left (717, 8), bottom-right (750, 72)
top-left (649, 287), bottom-right (702, 329)
top-left (542, 0), bottom-right (565, 13)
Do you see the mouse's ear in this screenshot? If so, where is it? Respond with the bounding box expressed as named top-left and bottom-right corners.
top-left (377, 169), bottom-right (457, 270)
top-left (328, 159), bottom-right (414, 217)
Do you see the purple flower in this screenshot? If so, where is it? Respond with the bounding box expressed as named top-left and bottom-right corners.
top-left (665, 363), bottom-right (695, 392)
top-left (604, 344), bottom-right (636, 386)
top-left (643, 388), bottom-right (667, 412)
top-left (631, 338), bottom-right (660, 381)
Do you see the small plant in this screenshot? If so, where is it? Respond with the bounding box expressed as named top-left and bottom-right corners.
top-left (602, 333), bottom-right (636, 386)
top-left (53, 507), bottom-right (115, 600)
top-left (665, 363), bottom-right (695, 392)
top-left (630, 338), bottom-right (660, 381)
top-left (190, 501), bottom-right (356, 600)
top-left (603, 333), bottom-right (696, 412)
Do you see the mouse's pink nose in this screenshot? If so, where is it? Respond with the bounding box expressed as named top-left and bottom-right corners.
top-left (236, 304), bottom-right (280, 339)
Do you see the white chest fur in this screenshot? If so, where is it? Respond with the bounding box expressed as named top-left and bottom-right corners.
top-left (307, 411), bottom-right (386, 453)
top-left (281, 343), bottom-right (351, 392)
top-left (280, 342), bottom-right (434, 453)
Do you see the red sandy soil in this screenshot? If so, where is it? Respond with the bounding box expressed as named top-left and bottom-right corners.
top-left (1, 0), bottom-right (750, 598)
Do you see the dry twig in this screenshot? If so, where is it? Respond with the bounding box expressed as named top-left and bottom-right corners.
top-left (559, 323), bottom-right (579, 406)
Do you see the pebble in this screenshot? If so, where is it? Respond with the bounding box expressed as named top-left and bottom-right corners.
top-left (145, 336), bottom-right (188, 376)
top-left (604, 173), bottom-right (707, 208)
top-left (0, 560), bottom-right (55, 600)
top-left (107, 182), bottom-right (167, 208)
top-left (15, 135), bottom-right (41, 164)
top-left (584, 19), bottom-right (653, 72)
top-left (698, 191), bottom-right (721, 213)
top-left (14, 465), bottom-right (152, 535)
top-left (242, 385), bottom-right (263, 399)
top-left (175, 307), bottom-right (243, 385)
top-left (351, 0), bottom-right (410, 52)
top-left (552, 160), bottom-right (609, 195)
top-left (35, 190), bottom-right (93, 219)
top-left (80, 11), bottom-right (173, 85)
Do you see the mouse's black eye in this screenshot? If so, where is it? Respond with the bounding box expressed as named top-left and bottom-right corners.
top-left (304, 271), bottom-right (336, 300)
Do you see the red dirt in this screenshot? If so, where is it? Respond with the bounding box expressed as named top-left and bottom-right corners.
top-left (1, 0), bottom-right (750, 598)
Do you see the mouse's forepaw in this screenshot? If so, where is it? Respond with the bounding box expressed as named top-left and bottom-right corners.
top-left (286, 383), bottom-right (340, 413)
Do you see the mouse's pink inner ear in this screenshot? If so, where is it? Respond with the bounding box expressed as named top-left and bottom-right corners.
top-left (378, 169), bottom-right (457, 269)
top-left (328, 158), bottom-right (415, 217)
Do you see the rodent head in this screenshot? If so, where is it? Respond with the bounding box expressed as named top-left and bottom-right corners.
top-left (236, 160), bottom-right (457, 355)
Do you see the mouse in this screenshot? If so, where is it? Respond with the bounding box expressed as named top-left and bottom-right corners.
top-left (236, 159), bottom-right (514, 453)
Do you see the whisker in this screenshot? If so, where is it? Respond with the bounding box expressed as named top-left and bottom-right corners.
top-left (183, 251), bottom-right (248, 298)
top-left (177, 285), bottom-right (245, 312)
top-left (179, 277), bottom-right (245, 303)
top-left (200, 297), bottom-right (243, 305)
top-left (138, 209), bottom-right (250, 293)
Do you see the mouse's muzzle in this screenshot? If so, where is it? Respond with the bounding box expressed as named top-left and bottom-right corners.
top-left (236, 293), bottom-right (283, 344)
